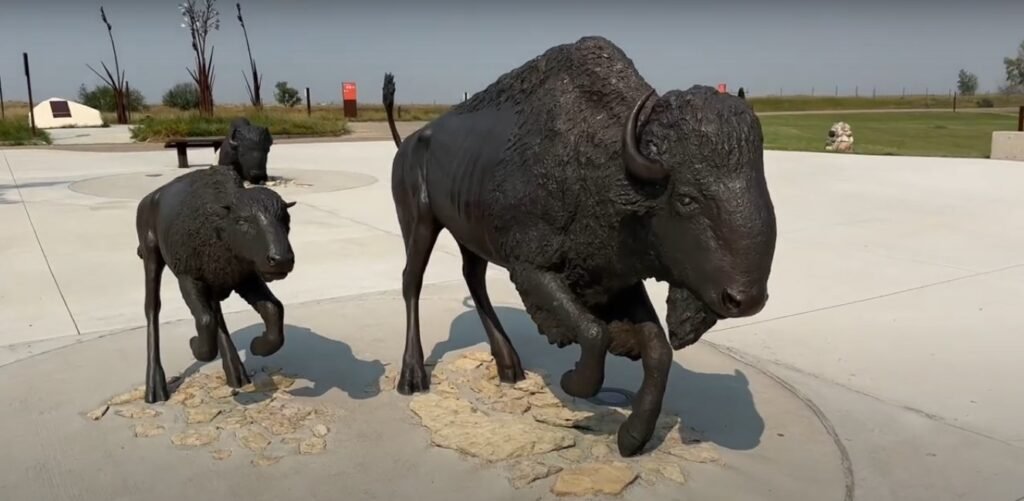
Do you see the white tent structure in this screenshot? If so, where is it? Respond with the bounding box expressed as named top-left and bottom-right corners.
top-left (30, 97), bottom-right (104, 129)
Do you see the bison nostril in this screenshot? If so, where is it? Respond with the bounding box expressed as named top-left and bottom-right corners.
top-left (266, 255), bottom-right (279, 266)
top-left (722, 289), bottom-right (743, 312)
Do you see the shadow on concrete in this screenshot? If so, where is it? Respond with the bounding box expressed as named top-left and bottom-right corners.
top-left (178, 323), bottom-right (386, 402)
top-left (0, 181), bottom-right (70, 204)
top-left (428, 297), bottom-right (765, 452)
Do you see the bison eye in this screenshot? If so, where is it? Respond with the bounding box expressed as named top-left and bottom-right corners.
top-left (673, 196), bottom-right (697, 214)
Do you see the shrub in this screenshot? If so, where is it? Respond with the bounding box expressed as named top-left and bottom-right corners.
top-left (162, 82), bottom-right (201, 110)
top-left (78, 84), bottom-right (147, 112)
top-left (0, 119), bottom-right (52, 145)
top-left (129, 112), bottom-right (348, 142)
top-left (975, 98), bottom-right (995, 108)
top-left (274, 81), bottom-right (301, 108)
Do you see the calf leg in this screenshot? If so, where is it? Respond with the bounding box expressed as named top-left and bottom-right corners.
top-left (611, 282), bottom-right (673, 457)
top-left (396, 213), bottom-right (441, 395)
top-left (459, 244), bottom-right (524, 384)
top-left (236, 277), bottom-right (286, 357)
top-left (214, 302), bottom-right (251, 388)
top-left (141, 245), bottom-right (169, 403)
top-left (178, 278), bottom-right (219, 363)
top-left (510, 266), bottom-right (610, 398)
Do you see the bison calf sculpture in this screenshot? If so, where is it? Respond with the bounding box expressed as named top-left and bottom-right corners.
top-left (216, 117), bottom-right (274, 185)
top-left (383, 36), bottom-right (777, 457)
top-left (135, 165), bottom-right (296, 403)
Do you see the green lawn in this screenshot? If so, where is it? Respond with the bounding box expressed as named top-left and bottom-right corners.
top-left (759, 111), bottom-right (1020, 158)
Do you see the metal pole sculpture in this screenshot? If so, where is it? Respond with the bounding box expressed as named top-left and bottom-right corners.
top-left (236, 2), bottom-right (262, 109)
top-left (87, 6), bottom-right (130, 124)
top-left (24, 52), bottom-right (36, 134)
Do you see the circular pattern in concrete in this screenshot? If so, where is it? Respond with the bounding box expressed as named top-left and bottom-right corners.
top-left (68, 168), bottom-right (377, 200)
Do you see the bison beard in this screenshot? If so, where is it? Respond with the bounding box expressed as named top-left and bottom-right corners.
top-left (384, 36), bottom-right (775, 458)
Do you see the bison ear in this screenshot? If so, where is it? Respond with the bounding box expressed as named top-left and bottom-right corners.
top-left (284, 201), bottom-right (297, 209)
top-left (216, 202), bottom-right (232, 216)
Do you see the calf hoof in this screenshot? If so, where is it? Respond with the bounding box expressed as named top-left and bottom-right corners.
top-left (616, 415), bottom-right (655, 458)
top-left (497, 363), bottom-right (526, 385)
top-left (250, 334), bottom-right (283, 357)
top-left (397, 364), bottom-right (430, 395)
top-left (145, 384), bottom-right (170, 404)
top-left (224, 367), bottom-right (252, 389)
top-left (189, 336), bottom-right (218, 362)
top-left (560, 369), bottom-right (602, 399)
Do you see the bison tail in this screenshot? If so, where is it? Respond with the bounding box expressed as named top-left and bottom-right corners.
top-left (382, 72), bottom-right (402, 148)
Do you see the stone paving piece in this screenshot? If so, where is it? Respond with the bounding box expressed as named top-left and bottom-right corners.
top-left (507, 461), bottom-right (563, 488)
top-left (550, 462), bottom-right (638, 497)
top-left (89, 369), bottom-right (337, 469)
top-left (86, 405), bottom-right (109, 421)
top-left (399, 352), bottom-right (723, 496)
top-left (133, 423), bottom-right (166, 438)
top-left (171, 427), bottom-right (221, 448)
top-left (114, 406), bottom-right (161, 419)
top-left (211, 449), bottom-right (233, 461)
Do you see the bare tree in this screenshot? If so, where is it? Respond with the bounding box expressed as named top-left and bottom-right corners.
top-left (87, 7), bottom-right (129, 124)
top-left (180, 0), bottom-right (220, 117)
top-left (236, 2), bottom-right (263, 109)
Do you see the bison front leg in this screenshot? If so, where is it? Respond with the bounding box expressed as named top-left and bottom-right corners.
top-left (610, 283), bottom-right (673, 457)
top-left (178, 278), bottom-right (221, 363)
top-left (213, 302), bottom-right (251, 388)
top-left (510, 266), bottom-right (611, 398)
top-left (236, 277), bottom-right (286, 357)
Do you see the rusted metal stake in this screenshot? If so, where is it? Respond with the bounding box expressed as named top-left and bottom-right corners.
top-left (305, 87), bottom-right (311, 117)
top-left (1018, 106), bottom-right (1023, 132)
top-left (0, 75), bottom-right (5, 120)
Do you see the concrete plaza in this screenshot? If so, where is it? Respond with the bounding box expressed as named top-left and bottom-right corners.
top-left (1, 139), bottom-right (1022, 500)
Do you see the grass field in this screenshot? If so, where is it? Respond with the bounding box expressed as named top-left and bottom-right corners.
top-left (760, 111), bottom-right (1020, 158)
top-left (746, 93), bottom-right (1024, 112)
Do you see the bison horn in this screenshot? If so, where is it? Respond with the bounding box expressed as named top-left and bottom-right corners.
top-left (622, 89), bottom-right (669, 182)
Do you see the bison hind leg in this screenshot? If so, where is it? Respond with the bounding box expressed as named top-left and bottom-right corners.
top-left (459, 244), bottom-right (525, 384)
top-left (394, 190), bottom-right (442, 395)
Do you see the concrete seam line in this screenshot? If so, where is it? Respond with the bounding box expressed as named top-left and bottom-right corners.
top-left (705, 341), bottom-right (855, 501)
top-left (710, 342), bottom-right (1017, 449)
top-left (713, 263), bottom-right (1024, 333)
top-left (1, 150), bottom-right (82, 336)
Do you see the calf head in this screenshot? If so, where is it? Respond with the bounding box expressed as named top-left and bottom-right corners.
top-left (225, 118), bottom-right (273, 185)
top-left (217, 187), bottom-right (296, 282)
top-left (623, 85), bottom-right (777, 319)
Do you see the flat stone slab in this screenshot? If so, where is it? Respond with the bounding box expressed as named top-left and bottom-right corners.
top-left (68, 167), bottom-right (377, 200)
top-left (0, 280), bottom-right (847, 500)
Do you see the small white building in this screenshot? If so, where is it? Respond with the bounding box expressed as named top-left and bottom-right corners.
top-left (29, 97), bottom-right (104, 129)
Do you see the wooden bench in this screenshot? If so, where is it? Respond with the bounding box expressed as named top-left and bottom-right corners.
top-left (164, 137), bottom-right (224, 169)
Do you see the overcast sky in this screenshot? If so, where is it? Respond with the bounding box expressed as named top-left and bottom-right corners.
top-left (0, 0), bottom-right (1022, 105)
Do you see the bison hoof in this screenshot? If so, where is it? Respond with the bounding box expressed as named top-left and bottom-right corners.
top-left (225, 367), bottom-right (252, 389)
top-left (250, 335), bottom-right (283, 357)
top-left (397, 364), bottom-right (430, 395)
top-left (616, 415), bottom-right (655, 457)
top-left (145, 376), bottom-right (170, 404)
top-left (497, 364), bottom-right (526, 385)
top-left (190, 336), bottom-right (218, 362)
top-left (560, 369), bottom-right (602, 398)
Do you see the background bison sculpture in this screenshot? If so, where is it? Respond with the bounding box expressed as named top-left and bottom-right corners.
top-left (383, 36), bottom-right (778, 457)
top-left (215, 117), bottom-right (274, 185)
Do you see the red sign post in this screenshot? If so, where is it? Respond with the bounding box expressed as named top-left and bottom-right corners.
top-left (342, 82), bottom-right (357, 118)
